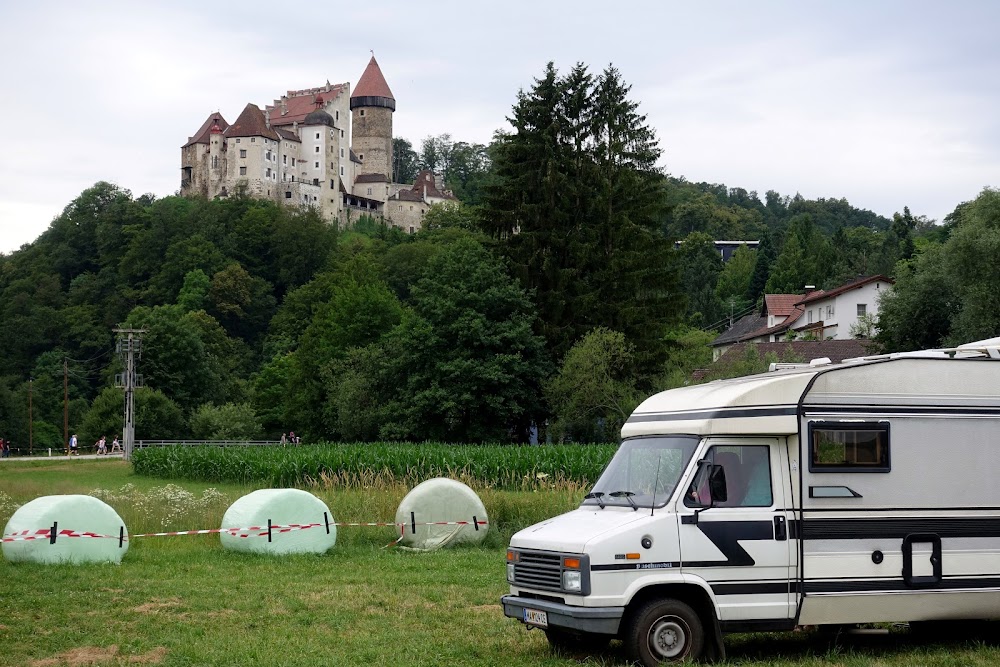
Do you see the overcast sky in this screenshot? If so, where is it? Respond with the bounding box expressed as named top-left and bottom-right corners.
top-left (1, 1), bottom-right (998, 253)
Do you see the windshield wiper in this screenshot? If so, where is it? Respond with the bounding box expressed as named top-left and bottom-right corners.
top-left (609, 490), bottom-right (638, 511)
top-left (584, 491), bottom-right (606, 509)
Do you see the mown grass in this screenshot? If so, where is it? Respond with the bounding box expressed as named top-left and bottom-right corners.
top-left (130, 442), bottom-right (618, 489)
top-left (3, 460), bottom-right (1000, 666)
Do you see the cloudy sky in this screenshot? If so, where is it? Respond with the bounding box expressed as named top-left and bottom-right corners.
top-left (1, 1), bottom-right (998, 253)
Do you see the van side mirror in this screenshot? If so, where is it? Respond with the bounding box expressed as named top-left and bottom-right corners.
top-left (708, 465), bottom-right (728, 503)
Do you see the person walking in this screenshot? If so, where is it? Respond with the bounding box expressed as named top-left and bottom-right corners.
top-left (96, 436), bottom-right (107, 455)
top-left (110, 436), bottom-right (121, 453)
top-left (69, 433), bottom-right (78, 456)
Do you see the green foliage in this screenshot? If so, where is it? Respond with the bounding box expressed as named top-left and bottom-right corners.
top-left (660, 326), bottom-right (716, 388)
top-left (875, 188), bottom-right (1000, 352)
top-left (177, 269), bottom-right (210, 312)
top-left (189, 402), bottom-right (262, 440)
top-left (702, 344), bottom-right (805, 381)
top-left (132, 442), bottom-right (618, 488)
top-left (392, 136), bottom-right (420, 184)
top-left (677, 232), bottom-right (723, 327)
top-left (545, 328), bottom-right (641, 443)
top-left (81, 386), bottom-right (186, 444)
top-left (716, 244), bottom-right (756, 315)
top-left (765, 214), bottom-right (836, 292)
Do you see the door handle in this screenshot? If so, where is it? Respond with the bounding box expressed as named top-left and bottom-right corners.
top-left (773, 516), bottom-right (787, 541)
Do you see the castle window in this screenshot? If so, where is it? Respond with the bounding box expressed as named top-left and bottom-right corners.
top-left (336, 110), bottom-right (339, 121)
top-left (266, 150), bottom-right (271, 160)
top-left (251, 138), bottom-right (255, 143)
top-left (212, 156), bottom-right (218, 168)
top-left (340, 148), bottom-right (344, 158)
top-left (239, 167), bottom-right (247, 176)
top-left (314, 161), bottom-right (319, 169)
top-left (340, 166), bottom-right (344, 176)
top-left (285, 191), bottom-right (292, 199)
top-left (341, 130), bottom-right (344, 138)
top-left (240, 150), bottom-right (247, 158)
top-left (266, 168), bottom-right (271, 177)
top-left (315, 146), bottom-right (320, 153)
top-left (283, 155), bottom-right (287, 164)
top-left (292, 158), bottom-right (296, 166)
top-left (409, 227), bottom-right (415, 234)
top-left (367, 188), bottom-right (372, 195)
top-left (360, 109), bottom-right (365, 116)
top-left (235, 138), bottom-right (240, 143)
top-left (359, 154), bottom-right (364, 160)
top-left (315, 133), bottom-right (320, 140)
top-left (291, 175), bottom-right (295, 182)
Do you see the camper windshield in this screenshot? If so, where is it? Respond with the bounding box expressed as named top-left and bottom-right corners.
top-left (582, 436), bottom-right (700, 509)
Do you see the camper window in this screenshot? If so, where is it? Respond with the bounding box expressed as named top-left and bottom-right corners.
top-left (809, 422), bottom-right (890, 472)
top-left (685, 445), bottom-right (772, 508)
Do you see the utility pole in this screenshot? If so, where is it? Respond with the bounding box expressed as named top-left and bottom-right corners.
top-left (114, 328), bottom-right (146, 461)
top-left (63, 358), bottom-right (68, 455)
top-left (28, 377), bottom-right (33, 455)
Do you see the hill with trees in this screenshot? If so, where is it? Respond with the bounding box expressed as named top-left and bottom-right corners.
top-left (0, 61), bottom-right (988, 447)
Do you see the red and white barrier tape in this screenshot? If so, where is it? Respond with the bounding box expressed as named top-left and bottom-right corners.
top-left (2, 520), bottom-right (489, 543)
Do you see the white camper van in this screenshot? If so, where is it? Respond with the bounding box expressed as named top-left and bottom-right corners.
top-left (502, 344), bottom-right (1000, 665)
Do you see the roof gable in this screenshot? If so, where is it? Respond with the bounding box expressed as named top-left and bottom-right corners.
top-left (224, 103), bottom-right (280, 141)
top-left (183, 112), bottom-right (229, 147)
top-left (796, 275), bottom-right (893, 306)
top-left (266, 83), bottom-right (348, 127)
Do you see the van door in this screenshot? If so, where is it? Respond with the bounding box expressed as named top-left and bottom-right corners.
top-left (676, 437), bottom-right (795, 623)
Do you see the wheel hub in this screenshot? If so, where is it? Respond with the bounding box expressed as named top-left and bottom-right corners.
top-left (649, 617), bottom-right (688, 659)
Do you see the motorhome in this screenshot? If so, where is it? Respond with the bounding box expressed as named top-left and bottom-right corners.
top-left (502, 343), bottom-right (1000, 665)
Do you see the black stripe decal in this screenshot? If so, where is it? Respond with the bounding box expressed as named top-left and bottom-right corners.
top-left (805, 577), bottom-right (1000, 594)
top-left (803, 404), bottom-right (1000, 416)
top-left (627, 406), bottom-right (798, 423)
top-left (683, 520), bottom-right (775, 568)
top-left (802, 517), bottom-right (1000, 540)
top-left (593, 561), bottom-right (680, 571)
top-left (711, 582), bottom-right (792, 595)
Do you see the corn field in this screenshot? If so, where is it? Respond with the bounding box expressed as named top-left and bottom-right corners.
top-left (131, 442), bottom-right (619, 489)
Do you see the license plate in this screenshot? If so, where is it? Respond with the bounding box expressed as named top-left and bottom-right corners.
top-left (523, 608), bottom-right (548, 628)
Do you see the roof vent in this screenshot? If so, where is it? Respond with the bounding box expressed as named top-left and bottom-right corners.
top-left (809, 357), bottom-right (832, 366)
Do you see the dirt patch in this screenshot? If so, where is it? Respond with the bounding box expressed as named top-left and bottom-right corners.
top-left (30, 646), bottom-right (167, 666)
top-left (31, 645), bottom-right (119, 666)
top-left (131, 598), bottom-right (180, 614)
top-left (128, 647), bottom-right (167, 664)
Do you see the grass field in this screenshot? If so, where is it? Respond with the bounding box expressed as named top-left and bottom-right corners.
top-left (2, 459), bottom-right (999, 666)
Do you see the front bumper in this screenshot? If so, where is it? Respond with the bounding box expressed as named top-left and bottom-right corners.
top-left (501, 595), bottom-right (624, 635)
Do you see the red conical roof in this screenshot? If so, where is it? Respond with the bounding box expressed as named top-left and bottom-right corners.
top-left (352, 56), bottom-right (395, 101)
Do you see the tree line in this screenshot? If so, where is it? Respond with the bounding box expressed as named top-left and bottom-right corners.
top-left (0, 61), bottom-right (989, 448)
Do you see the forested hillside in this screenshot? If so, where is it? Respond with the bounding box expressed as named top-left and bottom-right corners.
top-left (0, 61), bottom-right (990, 448)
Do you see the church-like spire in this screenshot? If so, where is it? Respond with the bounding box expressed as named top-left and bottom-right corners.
top-left (351, 55), bottom-right (395, 110)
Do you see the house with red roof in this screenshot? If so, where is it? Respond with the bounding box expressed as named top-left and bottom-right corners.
top-left (710, 275), bottom-right (893, 360)
top-left (180, 56), bottom-right (456, 231)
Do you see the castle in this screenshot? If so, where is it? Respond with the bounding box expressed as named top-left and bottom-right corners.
top-left (180, 56), bottom-right (455, 232)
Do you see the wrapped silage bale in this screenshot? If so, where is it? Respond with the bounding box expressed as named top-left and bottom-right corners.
top-left (220, 489), bottom-right (336, 555)
top-left (395, 478), bottom-right (488, 551)
top-left (2, 495), bottom-right (128, 565)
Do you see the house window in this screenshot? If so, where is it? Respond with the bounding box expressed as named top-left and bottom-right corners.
top-left (808, 310), bottom-right (813, 324)
top-left (285, 191), bottom-right (292, 199)
top-left (827, 305), bottom-right (833, 319)
top-left (857, 304), bottom-right (867, 317)
top-left (240, 149), bottom-right (247, 158)
top-left (810, 422), bottom-right (889, 472)
top-left (239, 166), bottom-right (247, 176)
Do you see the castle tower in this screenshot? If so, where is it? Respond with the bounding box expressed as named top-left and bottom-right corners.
top-left (350, 56), bottom-right (395, 182)
top-left (209, 121), bottom-right (224, 196)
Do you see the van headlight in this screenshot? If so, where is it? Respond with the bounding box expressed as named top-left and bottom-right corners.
top-left (562, 570), bottom-right (582, 592)
top-left (507, 563), bottom-right (516, 582)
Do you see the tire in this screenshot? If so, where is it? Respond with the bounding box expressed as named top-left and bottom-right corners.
top-left (627, 598), bottom-right (704, 666)
top-left (544, 627), bottom-right (611, 653)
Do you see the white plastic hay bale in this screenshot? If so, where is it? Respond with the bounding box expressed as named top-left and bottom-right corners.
top-left (2, 495), bottom-right (128, 565)
top-left (220, 489), bottom-right (336, 555)
top-left (395, 478), bottom-right (488, 551)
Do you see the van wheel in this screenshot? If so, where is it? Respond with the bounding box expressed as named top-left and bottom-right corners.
top-left (544, 628), bottom-right (610, 653)
top-left (627, 599), bottom-right (704, 665)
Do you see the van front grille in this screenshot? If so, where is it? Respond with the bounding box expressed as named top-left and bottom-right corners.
top-left (513, 550), bottom-right (563, 592)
